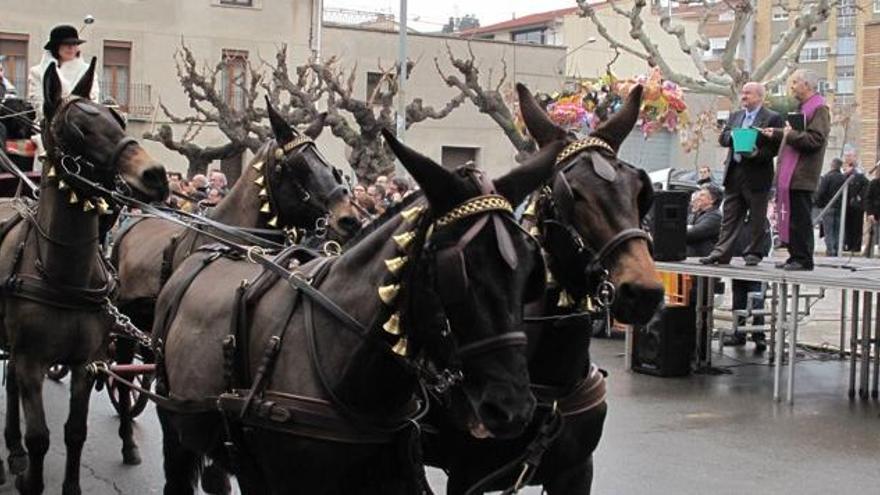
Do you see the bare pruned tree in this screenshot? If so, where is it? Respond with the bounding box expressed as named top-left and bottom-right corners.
top-left (577, 0), bottom-right (839, 99)
top-left (435, 43), bottom-right (537, 161)
top-left (145, 42), bottom-right (466, 182)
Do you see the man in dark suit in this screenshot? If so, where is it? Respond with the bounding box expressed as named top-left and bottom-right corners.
top-left (815, 158), bottom-right (847, 256)
top-left (701, 82), bottom-right (784, 266)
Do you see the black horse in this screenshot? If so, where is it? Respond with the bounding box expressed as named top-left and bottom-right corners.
top-left (422, 84), bottom-right (665, 495)
top-left (153, 128), bottom-right (563, 494)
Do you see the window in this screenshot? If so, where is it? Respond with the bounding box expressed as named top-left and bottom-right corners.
top-left (875, 0), bottom-right (880, 13)
top-left (220, 0), bottom-right (253, 5)
top-left (0, 33), bottom-right (28, 95)
top-left (799, 41), bottom-right (829, 62)
top-left (718, 10), bottom-right (735, 22)
top-left (703, 37), bottom-right (727, 60)
top-left (836, 36), bottom-right (856, 66)
top-left (441, 146), bottom-right (478, 169)
top-left (366, 71), bottom-right (391, 104)
top-left (836, 94), bottom-right (855, 106)
top-left (772, 7), bottom-right (789, 21)
top-left (836, 67), bottom-right (855, 94)
top-left (817, 78), bottom-right (830, 94)
top-left (220, 49), bottom-right (248, 112)
top-left (102, 41), bottom-right (131, 110)
top-left (512, 28), bottom-right (545, 45)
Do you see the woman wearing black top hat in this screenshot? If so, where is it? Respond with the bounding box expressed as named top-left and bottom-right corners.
top-left (27, 24), bottom-right (99, 119)
top-left (26, 24), bottom-right (99, 170)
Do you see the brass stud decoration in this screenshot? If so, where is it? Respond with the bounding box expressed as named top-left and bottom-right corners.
top-left (378, 284), bottom-right (400, 305)
top-left (69, 191), bottom-right (79, 204)
top-left (391, 337), bottom-right (408, 357)
top-left (393, 231), bottom-right (417, 251)
top-left (267, 216), bottom-right (279, 228)
top-left (383, 313), bottom-right (401, 335)
top-left (82, 199), bottom-right (95, 212)
top-left (384, 256), bottom-right (408, 276)
top-left (400, 205), bottom-right (426, 223)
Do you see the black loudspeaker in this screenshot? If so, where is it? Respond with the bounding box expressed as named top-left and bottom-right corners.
top-left (632, 306), bottom-right (695, 377)
top-left (647, 190), bottom-right (689, 261)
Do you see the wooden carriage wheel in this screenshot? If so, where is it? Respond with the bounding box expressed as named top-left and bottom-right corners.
top-left (105, 354), bottom-right (154, 418)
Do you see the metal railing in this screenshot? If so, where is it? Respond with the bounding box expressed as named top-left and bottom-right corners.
top-left (100, 81), bottom-right (154, 119)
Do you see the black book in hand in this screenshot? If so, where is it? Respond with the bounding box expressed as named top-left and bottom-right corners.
top-left (787, 112), bottom-right (805, 131)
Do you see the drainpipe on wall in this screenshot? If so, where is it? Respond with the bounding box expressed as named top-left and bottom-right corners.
top-left (311, 0), bottom-right (323, 62)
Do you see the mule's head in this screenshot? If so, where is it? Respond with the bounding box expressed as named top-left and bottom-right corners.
top-left (518, 83), bottom-right (663, 325)
top-left (383, 129), bottom-right (566, 439)
top-left (42, 57), bottom-right (168, 201)
top-left (263, 98), bottom-right (360, 239)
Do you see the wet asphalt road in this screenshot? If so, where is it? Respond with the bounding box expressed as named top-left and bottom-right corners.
top-left (0, 337), bottom-right (877, 494)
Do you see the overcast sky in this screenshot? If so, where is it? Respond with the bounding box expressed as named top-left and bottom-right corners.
top-left (324, 0), bottom-right (577, 31)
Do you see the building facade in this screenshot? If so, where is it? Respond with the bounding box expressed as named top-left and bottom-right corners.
top-left (0, 0), bottom-right (564, 180)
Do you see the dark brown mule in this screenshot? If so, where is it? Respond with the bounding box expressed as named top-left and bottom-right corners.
top-left (0, 58), bottom-right (168, 495)
top-left (110, 99), bottom-right (359, 465)
top-left (422, 84), bottom-right (664, 495)
top-left (153, 129), bottom-right (564, 494)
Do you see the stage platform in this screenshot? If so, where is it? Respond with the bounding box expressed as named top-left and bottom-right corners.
top-left (646, 256), bottom-right (880, 404)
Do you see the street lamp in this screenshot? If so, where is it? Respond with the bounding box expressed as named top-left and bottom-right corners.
top-left (81, 15), bottom-right (96, 33)
top-left (557, 36), bottom-right (596, 76)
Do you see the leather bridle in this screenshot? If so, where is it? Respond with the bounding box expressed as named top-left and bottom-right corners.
top-left (545, 137), bottom-right (653, 306)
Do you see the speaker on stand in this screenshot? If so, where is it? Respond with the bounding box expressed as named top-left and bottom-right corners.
top-left (632, 305), bottom-right (696, 377)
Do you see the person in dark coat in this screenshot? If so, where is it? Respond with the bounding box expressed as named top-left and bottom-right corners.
top-left (687, 186), bottom-right (722, 257)
top-left (701, 82), bottom-right (784, 266)
top-left (863, 164), bottom-right (880, 256)
top-left (815, 158), bottom-right (846, 256)
top-left (842, 155), bottom-right (868, 253)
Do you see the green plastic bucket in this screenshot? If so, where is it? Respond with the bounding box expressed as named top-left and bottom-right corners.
top-left (731, 128), bottom-right (758, 154)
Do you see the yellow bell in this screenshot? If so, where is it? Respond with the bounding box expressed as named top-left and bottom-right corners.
top-left (260, 202), bottom-right (271, 214)
top-left (400, 205), bottom-right (425, 223)
top-left (384, 256), bottom-right (408, 276)
top-left (378, 284), bottom-right (400, 305)
top-left (383, 313), bottom-right (401, 335)
top-left (557, 290), bottom-right (575, 308)
top-left (393, 231), bottom-right (416, 251)
top-left (267, 216), bottom-right (279, 228)
top-left (69, 191), bottom-right (79, 204)
top-left (254, 176), bottom-right (265, 187)
top-left (391, 337), bottom-right (408, 357)
top-left (82, 199), bottom-right (95, 212)
top-left (252, 161), bottom-right (264, 172)
top-left (46, 166), bottom-right (56, 178)
top-left (96, 198), bottom-right (110, 215)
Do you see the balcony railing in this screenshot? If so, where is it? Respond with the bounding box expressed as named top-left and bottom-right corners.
top-left (100, 81), bottom-right (154, 119)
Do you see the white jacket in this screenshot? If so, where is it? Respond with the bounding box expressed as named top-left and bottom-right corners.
top-left (28, 51), bottom-right (100, 119)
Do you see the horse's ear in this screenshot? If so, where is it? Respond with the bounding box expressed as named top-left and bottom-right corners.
top-left (592, 84), bottom-right (643, 153)
top-left (265, 96), bottom-right (295, 144)
top-left (516, 83), bottom-right (567, 147)
top-left (493, 140), bottom-right (567, 206)
top-left (303, 112), bottom-right (327, 139)
top-left (71, 56), bottom-right (97, 99)
top-left (381, 128), bottom-right (457, 208)
top-left (636, 167), bottom-right (654, 220)
top-left (42, 62), bottom-right (63, 120)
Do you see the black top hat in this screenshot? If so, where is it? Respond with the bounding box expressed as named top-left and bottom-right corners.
top-left (43, 25), bottom-right (86, 51)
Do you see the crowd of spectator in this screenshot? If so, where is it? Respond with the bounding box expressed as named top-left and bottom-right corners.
top-left (163, 170), bottom-right (230, 213)
top-left (351, 174), bottom-right (413, 216)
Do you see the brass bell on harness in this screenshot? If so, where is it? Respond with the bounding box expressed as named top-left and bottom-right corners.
top-left (400, 205), bottom-right (425, 223)
top-left (254, 175), bottom-right (265, 187)
top-left (58, 180), bottom-right (69, 190)
top-left (391, 337), bottom-right (408, 357)
top-left (393, 231), bottom-right (416, 251)
top-left (252, 161), bottom-right (264, 172)
top-left (384, 256), bottom-right (408, 276)
top-left (46, 166), bottom-right (57, 178)
top-left (383, 313), bottom-right (401, 335)
top-left (96, 197), bottom-right (111, 215)
top-left (69, 191), bottom-right (79, 204)
top-left (378, 284), bottom-right (400, 305)
top-left (267, 216), bottom-right (279, 228)
top-left (260, 201), bottom-right (271, 214)
top-left (82, 199), bottom-right (95, 212)
top-left (258, 188), bottom-right (268, 199)
top-left (557, 290), bottom-right (575, 309)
